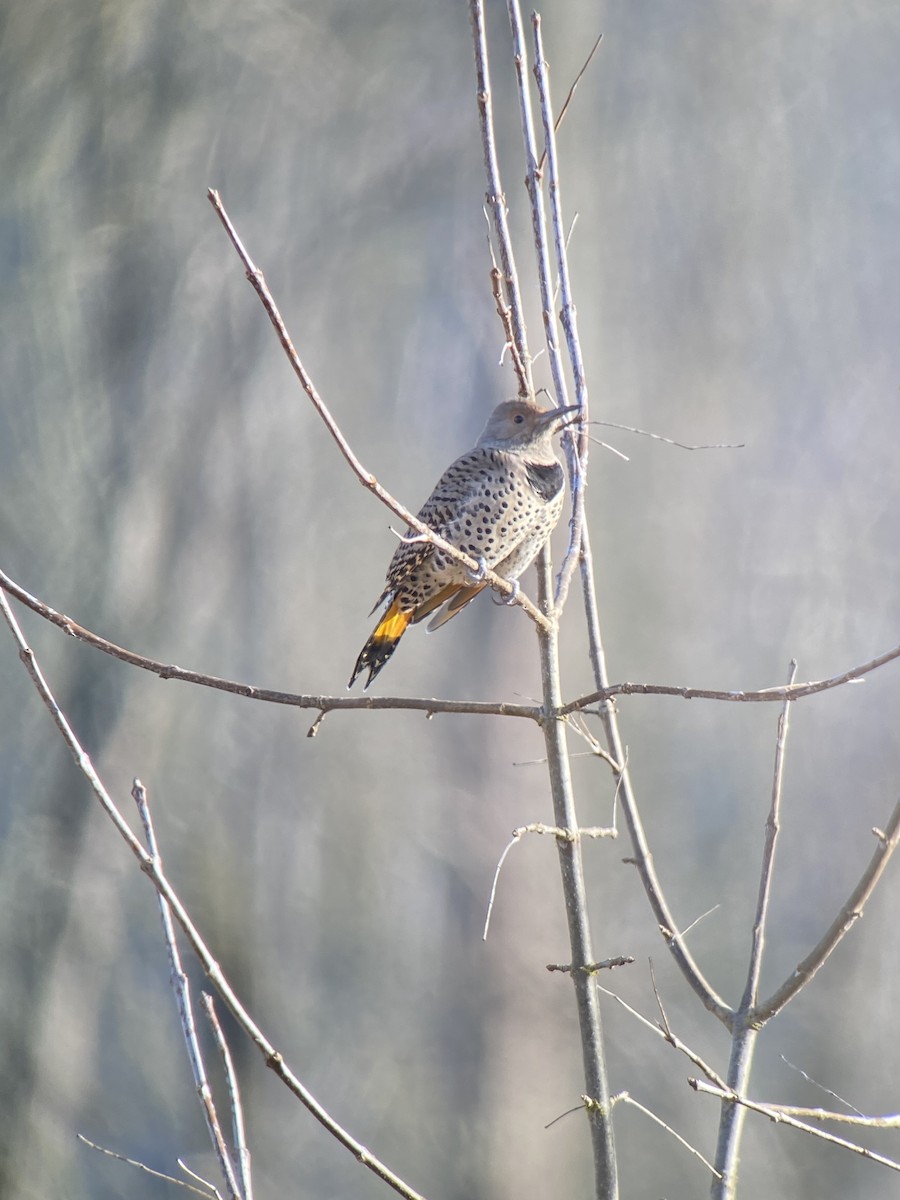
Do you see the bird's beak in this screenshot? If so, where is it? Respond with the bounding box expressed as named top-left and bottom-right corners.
top-left (544, 403), bottom-right (583, 431)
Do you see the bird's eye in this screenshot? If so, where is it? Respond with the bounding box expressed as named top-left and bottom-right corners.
top-left (514, 413), bottom-right (525, 424)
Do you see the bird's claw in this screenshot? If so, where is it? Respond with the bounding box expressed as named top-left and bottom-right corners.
top-left (503, 580), bottom-right (520, 605)
top-left (468, 555), bottom-right (488, 583)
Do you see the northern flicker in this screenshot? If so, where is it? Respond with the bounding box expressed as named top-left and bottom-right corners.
top-left (348, 398), bottom-right (581, 689)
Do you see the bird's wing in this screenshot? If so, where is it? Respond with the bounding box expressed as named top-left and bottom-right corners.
top-left (381, 448), bottom-right (507, 576)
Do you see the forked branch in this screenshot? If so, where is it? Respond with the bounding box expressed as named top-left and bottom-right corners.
top-left (0, 589), bottom-right (429, 1200)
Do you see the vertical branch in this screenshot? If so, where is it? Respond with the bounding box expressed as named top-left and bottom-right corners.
top-left (133, 781), bottom-right (244, 1200)
top-left (742, 661), bottom-right (797, 1011)
top-left (531, 15), bottom-right (591, 612)
top-left (475, 8), bottom-right (618, 1195)
top-left (202, 993), bottom-right (254, 1200)
top-left (535, 549), bottom-right (619, 1200)
top-left (469, 0), bottom-right (534, 394)
top-left (712, 664), bottom-right (797, 1199)
top-left (505, 0), bottom-right (571, 413)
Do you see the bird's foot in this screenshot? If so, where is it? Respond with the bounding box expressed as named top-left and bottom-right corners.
top-left (502, 580), bottom-right (520, 605)
top-left (468, 555), bottom-right (488, 583)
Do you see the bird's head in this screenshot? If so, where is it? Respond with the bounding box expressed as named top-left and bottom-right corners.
top-left (476, 399), bottom-right (582, 451)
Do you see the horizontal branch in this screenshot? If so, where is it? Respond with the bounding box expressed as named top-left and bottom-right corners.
top-left (11, 561), bottom-right (895, 726)
top-left (207, 188), bottom-right (549, 634)
top-left (562, 643), bottom-right (900, 713)
top-left (0, 569), bottom-right (540, 723)
top-left (690, 1080), bottom-right (900, 1174)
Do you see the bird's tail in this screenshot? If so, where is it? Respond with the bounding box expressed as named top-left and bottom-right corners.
top-left (348, 599), bottom-right (412, 689)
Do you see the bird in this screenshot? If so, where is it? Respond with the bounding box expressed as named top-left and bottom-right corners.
top-left (348, 397), bottom-right (582, 689)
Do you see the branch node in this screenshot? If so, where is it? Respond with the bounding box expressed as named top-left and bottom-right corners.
top-left (307, 709), bottom-right (326, 738)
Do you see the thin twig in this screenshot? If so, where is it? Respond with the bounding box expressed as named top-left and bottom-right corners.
top-left (545, 1093), bottom-right (718, 1178)
top-left (202, 994), bottom-right (253, 1200)
top-left (742, 1101), bottom-right (900, 1128)
top-left (486, 237), bottom-right (528, 392)
top-left (561, 643), bottom-right (900, 712)
top-left (565, 713), bottom-right (624, 770)
top-left (779, 1056), bottom-right (864, 1117)
top-left (506, 0), bottom-right (572, 426)
top-left (586, 434), bottom-right (629, 462)
top-left (691, 1080), bottom-right (900, 1173)
top-left (745, 660), bottom-right (797, 1010)
top-left (76, 1136), bottom-right (221, 1199)
top-left (675, 904), bottom-right (721, 940)
top-left (179, 1162), bottom-right (225, 1195)
top-left (713, 662), bottom-right (798, 1198)
top-left (755, 796), bottom-right (900, 1022)
top-left (608, 1091), bottom-right (722, 1179)
top-left (207, 189), bottom-right (549, 634)
top-left (592, 420), bottom-right (744, 450)
top-left (536, 34), bottom-right (604, 172)
top-left (469, 0), bottom-right (533, 393)
top-left (0, 591), bottom-right (429, 1200)
top-left (133, 781), bottom-right (242, 1200)
top-left (531, 15), bottom-right (591, 613)
top-left (596, 983), bottom-right (728, 1090)
top-left (483, 819), bottom-right (617, 940)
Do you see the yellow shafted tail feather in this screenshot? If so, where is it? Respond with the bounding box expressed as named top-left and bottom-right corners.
top-left (348, 599), bottom-right (412, 690)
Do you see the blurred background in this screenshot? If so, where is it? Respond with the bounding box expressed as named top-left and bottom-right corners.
top-left (2, 1), bottom-right (900, 1196)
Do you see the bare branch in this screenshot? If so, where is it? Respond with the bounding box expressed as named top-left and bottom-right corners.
top-left (608, 1091), bottom-right (722, 1179)
top-left (202, 994), bottom-right (253, 1200)
top-left (565, 713), bottom-right (625, 770)
top-left (592, 420), bottom-right (744, 450)
top-left (547, 957), bottom-right (634, 974)
top-left (486, 241), bottom-right (529, 394)
top-left (691, 1081), bottom-right (900, 1173)
top-left (0, 591), bottom-right (429, 1200)
top-left (596, 983), bottom-right (728, 1090)
top-left (0, 567), bottom-right (541, 722)
top-left (779, 1056), bottom-right (864, 1117)
top-left (754, 1101), bottom-right (900, 1129)
top-left (133, 781), bottom-right (242, 1200)
top-left (207, 189), bottom-right (549, 633)
top-left (179, 1162), bottom-right (225, 1195)
top-left (675, 904), bottom-right (721, 940)
top-left (534, 545), bottom-right (618, 1197)
top-left (469, 0), bottom-right (533, 393)
top-left (714, 662), bottom-right (798, 1195)
top-left (755, 797), bottom-right (900, 1022)
top-left (562, 644), bottom-right (900, 712)
top-left (76, 1136), bottom-right (221, 1199)
top-left (531, 16), bottom-right (591, 612)
top-left (743, 661), bottom-right (797, 1010)
top-left (7, 562), bottom-right (895, 719)
top-left (537, 34), bottom-right (604, 171)
top-left (506, 0), bottom-right (571, 421)
top-left (483, 819), bottom-right (617, 941)
top-left (585, 434), bottom-right (629, 462)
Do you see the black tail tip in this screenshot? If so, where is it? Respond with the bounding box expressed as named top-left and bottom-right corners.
top-left (348, 640), bottom-right (398, 690)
